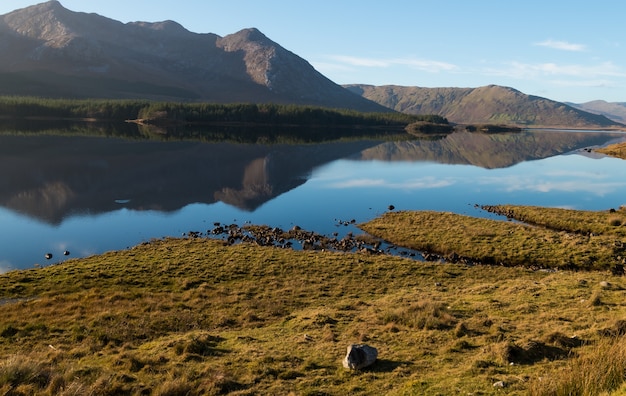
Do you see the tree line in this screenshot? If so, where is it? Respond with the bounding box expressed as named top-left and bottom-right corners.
top-left (136, 102), bottom-right (448, 127)
top-left (0, 96), bottom-right (148, 120)
top-left (0, 96), bottom-right (448, 127)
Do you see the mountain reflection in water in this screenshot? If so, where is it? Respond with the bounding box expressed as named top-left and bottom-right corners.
top-left (358, 130), bottom-right (619, 168)
top-left (0, 135), bottom-right (380, 223)
top-left (1, 128), bottom-right (625, 271)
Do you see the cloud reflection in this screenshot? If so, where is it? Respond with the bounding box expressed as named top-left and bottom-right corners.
top-left (328, 177), bottom-right (454, 190)
top-left (479, 174), bottom-right (626, 196)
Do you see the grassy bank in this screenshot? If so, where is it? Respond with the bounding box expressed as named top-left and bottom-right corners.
top-left (2, 213), bottom-right (626, 394)
top-left (360, 205), bottom-right (626, 272)
top-left (596, 142), bottom-right (626, 160)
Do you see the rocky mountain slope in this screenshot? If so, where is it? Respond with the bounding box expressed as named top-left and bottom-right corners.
top-left (2, 2), bottom-right (624, 126)
top-left (567, 100), bottom-right (626, 124)
top-left (345, 84), bottom-right (622, 128)
top-left (0, 1), bottom-right (387, 111)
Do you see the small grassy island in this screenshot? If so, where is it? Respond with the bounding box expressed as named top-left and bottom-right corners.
top-left (463, 124), bottom-right (522, 133)
top-left (596, 141), bottom-right (626, 160)
top-left (404, 121), bottom-right (521, 139)
top-left (2, 206), bottom-right (626, 395)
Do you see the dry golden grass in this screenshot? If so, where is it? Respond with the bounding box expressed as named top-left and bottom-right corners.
top-left (360, 205), bottom-right (626, 270)
top-left (1, 207), bottom-right (626, 394)
top-left (596, 142), bottom-right (626, 160)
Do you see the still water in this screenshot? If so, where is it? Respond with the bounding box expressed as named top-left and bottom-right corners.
top-left (1, 128), bottom-right (626, 272)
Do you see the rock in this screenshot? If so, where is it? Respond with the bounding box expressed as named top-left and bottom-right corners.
top-left (493, 380), bottom-right (507, 388)
top-left (342, 344), bottom-right (378, 370)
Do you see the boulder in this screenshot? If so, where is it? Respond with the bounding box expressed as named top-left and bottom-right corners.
top-left (342, 344), bottom-right (378, 370)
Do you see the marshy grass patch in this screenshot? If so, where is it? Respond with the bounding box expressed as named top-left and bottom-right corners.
top-left (360, 205), bottom-right (626, 270)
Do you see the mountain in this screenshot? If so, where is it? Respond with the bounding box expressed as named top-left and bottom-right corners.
top-left (345, 84), bottom-right (622, 128)
top-left (0, 1), bottom-right (387, 112)
top-left (567, 100), bottom-right (626, 124)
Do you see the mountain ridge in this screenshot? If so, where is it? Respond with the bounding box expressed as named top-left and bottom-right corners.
top-left (567, 100), bottom-right (626, 124)
top-left (1, 1), bottom-right (624, 127)
top-left (345, 84), bottom-right (623, 128)
top-left (0, 1), bottom-right (388, 112)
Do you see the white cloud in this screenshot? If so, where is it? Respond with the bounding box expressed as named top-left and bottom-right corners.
top-left (328, 55), bottom-right (390, 67)
top-left (310, 61), bottom-right (355, 73)
top-left (323, 55), bottom-right (458, 73)
top-left (548, 79), bottom-right (615, 88)
top-left (535, 39), bottom-right (586, 52)
top-left (485, 61), bottom-right (626, 80)
top-left (393, 58), bottom-right (458, 72)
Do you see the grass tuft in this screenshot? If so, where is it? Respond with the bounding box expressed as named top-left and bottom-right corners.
top-left (153, 377), bottom-right (193, 396)
top-left (380, 300), bottom-right (457, 330)
top-left (608, 215), bottom-right (623, 226)
top-left (528, 337), bottom-right (626, 396)
top-left (0, 356), bottom-right (50, 390)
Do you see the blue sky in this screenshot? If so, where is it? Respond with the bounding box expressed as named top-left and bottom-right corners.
top-left (1, 1), bottom-right (625, 103)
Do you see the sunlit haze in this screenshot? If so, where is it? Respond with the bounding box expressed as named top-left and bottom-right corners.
top-left (1, 0), bottom-right (625, 103)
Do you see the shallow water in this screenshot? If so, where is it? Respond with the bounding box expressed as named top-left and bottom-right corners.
top-left (1, 128), bottom-right (625, 272)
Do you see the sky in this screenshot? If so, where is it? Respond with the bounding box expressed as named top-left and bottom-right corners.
top-left (1, 1), bottom-right (625, 103)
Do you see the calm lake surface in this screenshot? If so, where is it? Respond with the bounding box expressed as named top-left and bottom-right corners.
top-left (1, 127), bottom-right (626, 272)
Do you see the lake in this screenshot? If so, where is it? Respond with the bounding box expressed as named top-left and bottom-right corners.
top-left (1, 127), bottom-right (626, 272)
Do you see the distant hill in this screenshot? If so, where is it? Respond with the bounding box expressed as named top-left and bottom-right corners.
top-left (567, 100), bottom-right (626, 124)
top-left (0, 1), bottom-right (388, 112)
top-left (345, 84), bottom-right (622, 128)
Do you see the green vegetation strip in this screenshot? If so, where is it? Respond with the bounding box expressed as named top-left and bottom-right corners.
top-left (2, 231), bottom-right (626, 394)
top-left (0, 96), bottom-right (438, 127)
top-left (359, 205), bottom-right (626, 270)
top-left (0, 97), bottom-right (451, 143)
